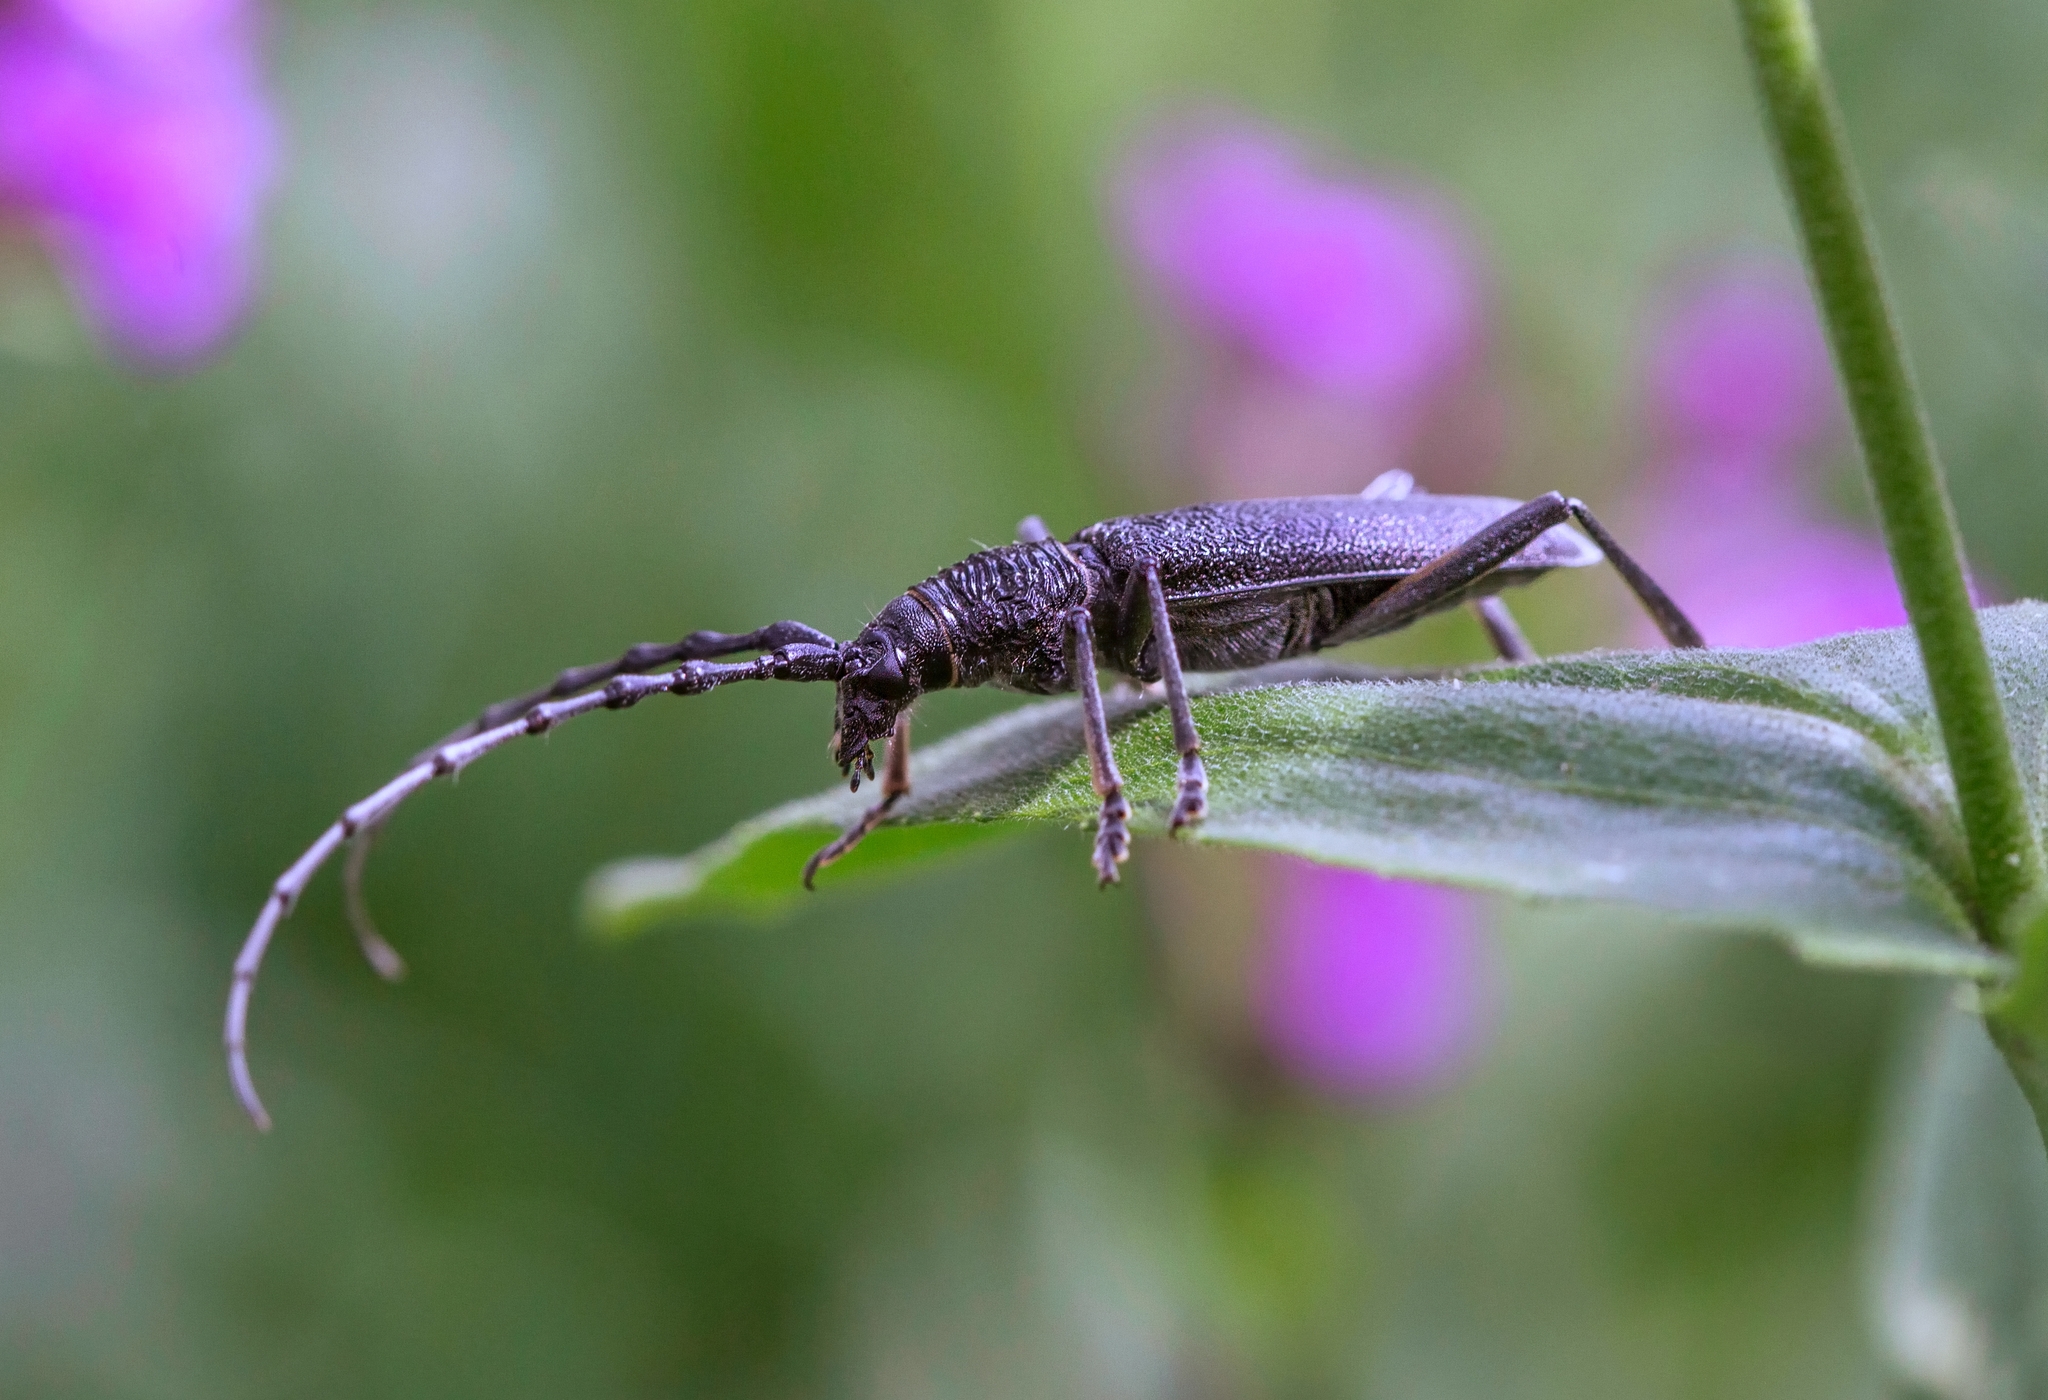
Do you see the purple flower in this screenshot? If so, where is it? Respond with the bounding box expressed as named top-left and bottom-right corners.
top-left (1649, 257), bottom-right (1837, 458)
top-left (0, 0), bottom-right (279, 365)
top-left (1254, 860), bottom-right (1491, 1100)
top-left (1117, 115), bottom-right (1479, 405)
top-left (1633, 255), bottom-right (1907, 649)
top-left (1116, 112), bottom-right (1497, 1101)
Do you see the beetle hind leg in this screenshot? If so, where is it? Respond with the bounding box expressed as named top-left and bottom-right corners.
top-left (1335, 492), bottom-right (1704, 650)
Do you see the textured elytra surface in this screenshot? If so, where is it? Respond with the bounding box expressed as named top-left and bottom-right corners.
top-left (1075, 493), bottom-right (1597, 600)
top-left (587, 605), bottom-right (2048, 980)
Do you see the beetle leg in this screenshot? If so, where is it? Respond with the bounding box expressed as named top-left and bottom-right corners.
top-left (1066, 607), bottom-right (1131, 886)
top-left (1560, 500), bottom-right (1704, 649)
top-left (227, 640), bottom-right (845, 1132)
top-left (803, 711), bottom-right (913, 889)
top-left (1338, 492), bottom-right (1704, 649)
top-left (1016, 515), bottom-right (1051, 544)
top-left (1470, 596), bottom-right (1538, 663)
top-left (1142, 565), bottom-right (1208, 834)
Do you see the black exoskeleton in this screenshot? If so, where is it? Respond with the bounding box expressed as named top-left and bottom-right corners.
top-left (227, 470), bottom-right (1702, 1127)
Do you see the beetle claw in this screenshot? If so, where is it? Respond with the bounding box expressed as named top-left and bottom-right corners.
top-left (1093, 792), bottom-right (1131, 886)
top-left (1169, 755), bottom-right (1207, 835)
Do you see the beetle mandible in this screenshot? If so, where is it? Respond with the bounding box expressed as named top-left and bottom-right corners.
top-left (226, 470), bottom-right (1703, 1127)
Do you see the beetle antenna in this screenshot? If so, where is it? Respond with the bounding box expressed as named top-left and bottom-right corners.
top-left (341, 831), bottom-right (407, 982)
top-left (227, 645), bottom-right (842, 1131)
top-left (333, 620), bottom-right (847, 989)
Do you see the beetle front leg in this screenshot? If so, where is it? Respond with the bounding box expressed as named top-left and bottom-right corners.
top-left (1066, 608), bottom-right (1131, 886)
top-left (802, 711), bottom-right (912, 889)
top-left (1142, 566), bottom-right (1207, 833)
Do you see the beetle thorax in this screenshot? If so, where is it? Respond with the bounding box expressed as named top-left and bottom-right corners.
top-left (911, 541), bottom-right (1094, 694)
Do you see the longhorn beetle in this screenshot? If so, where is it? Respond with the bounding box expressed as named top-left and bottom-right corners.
top-left (226, 470), bottom-right (1703, 1127)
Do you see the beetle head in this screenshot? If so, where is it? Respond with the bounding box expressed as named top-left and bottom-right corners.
top-left (830, 596), bottom-right (956, 787)
top-left (830, 642), bottom-right (906, 785)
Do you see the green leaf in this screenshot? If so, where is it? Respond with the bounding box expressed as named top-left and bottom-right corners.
top-left (585, 605), bottom-right (2048, 979)
top-left (1869, 995), bottom-right (2048, 1396)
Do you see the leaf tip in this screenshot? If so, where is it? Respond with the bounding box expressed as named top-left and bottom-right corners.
top-left (581, 855), bottom-right (706, 941)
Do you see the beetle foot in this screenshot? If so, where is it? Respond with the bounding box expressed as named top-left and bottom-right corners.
top-left (1093, 791), bottom-right (1131, 886)
top-left (1169, 755), bottom-right (1207, 835)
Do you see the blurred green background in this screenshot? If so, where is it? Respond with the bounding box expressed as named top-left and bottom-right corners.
top-left (6, 0), bottom-right (2048, 1394)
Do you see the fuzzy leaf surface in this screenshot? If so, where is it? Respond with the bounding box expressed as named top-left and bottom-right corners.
top-left (586, 605), bottom-right (2048, 978)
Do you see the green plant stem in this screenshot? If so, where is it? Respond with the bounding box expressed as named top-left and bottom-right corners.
top-left (1734, 0), bottom-right (2048, 1135)
top-left (1732, 0), bottom-right (2043, 938)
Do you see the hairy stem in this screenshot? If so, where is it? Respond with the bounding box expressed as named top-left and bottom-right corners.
top-left (1733, 0), bottom-right (2043, 936)
top-left (1734, 0), bottom-right (2048, 1153)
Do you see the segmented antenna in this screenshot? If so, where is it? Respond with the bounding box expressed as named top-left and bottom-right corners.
top-left (225, 652), bottom-right (821, 1130)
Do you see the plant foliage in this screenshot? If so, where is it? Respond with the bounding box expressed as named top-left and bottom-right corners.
top-left (588, 606), bottom-right (2048, 981)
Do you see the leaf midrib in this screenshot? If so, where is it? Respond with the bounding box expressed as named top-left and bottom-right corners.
top-left (917, 680), bottom-right (1974, 926)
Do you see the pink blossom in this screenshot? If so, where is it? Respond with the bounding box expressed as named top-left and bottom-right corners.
top-left (1254, 861), bottom-right (1491, 1099)
top-left (1117, 112), bottom-right (1497, 1101)
top-left (0, 0), bottom-right (279, 365)
top-left (1649, 257), bottom-right (1837, 458)
top-left (1117, 116), bottom-right (1479, 405)
top-left (1638, 450), bottom-right (1907, 649)
top-left (1634, 255), bottom-right (1907, 649)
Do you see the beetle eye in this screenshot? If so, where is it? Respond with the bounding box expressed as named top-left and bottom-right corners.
top-left (864, 646), bottom-right (910, 698)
